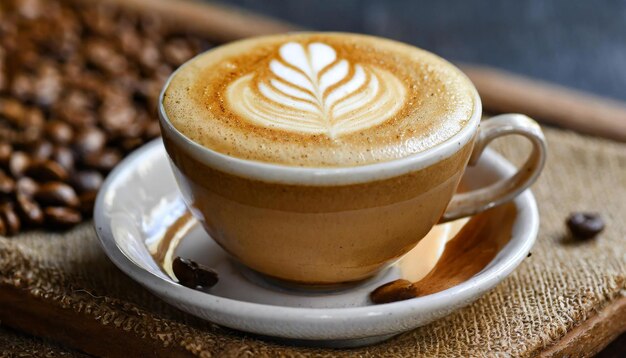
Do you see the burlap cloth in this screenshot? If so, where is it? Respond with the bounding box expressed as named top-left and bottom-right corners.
top-left (0, 126), bottom-right (625, 357)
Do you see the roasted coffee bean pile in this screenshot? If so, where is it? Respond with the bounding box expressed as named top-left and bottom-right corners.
top-left (0, 0), bottom-right (212, 235)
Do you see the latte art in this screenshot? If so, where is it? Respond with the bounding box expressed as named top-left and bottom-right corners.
top-left (163, 33), bottom-right (475, 166)
top-left (226, 42), bottom-right (406, 137)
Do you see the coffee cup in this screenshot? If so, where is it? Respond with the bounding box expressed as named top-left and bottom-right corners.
top-left (158, 32), bottom-right (546, 286)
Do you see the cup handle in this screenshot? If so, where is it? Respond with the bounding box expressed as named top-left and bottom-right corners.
top-left (441, 114), bottom-right (547, 222)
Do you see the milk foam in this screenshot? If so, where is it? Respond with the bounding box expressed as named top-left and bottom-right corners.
top-left (163, 33), bottom-right (476, 167)
top-left (227, 42), bottom-right (406, 138)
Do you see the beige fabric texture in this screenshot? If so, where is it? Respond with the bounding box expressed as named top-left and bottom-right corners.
top-left (0, 127), bottom-right (625, 357)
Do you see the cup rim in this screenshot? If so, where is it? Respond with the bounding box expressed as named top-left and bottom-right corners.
top-left (158, 34), bottom-right (483, 186)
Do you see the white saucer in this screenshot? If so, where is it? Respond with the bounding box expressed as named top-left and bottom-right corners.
top-left (95, 139), bottom-right (538, 347)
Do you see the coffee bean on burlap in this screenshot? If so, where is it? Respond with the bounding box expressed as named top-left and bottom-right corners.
top-left (35, 182), bottom-right (79, 208)
top-left (0, 143), bottom-right (12, 167)
top-left (52, 146), bottom-right (75, 173)
top-left (16, 192), bottom-right (44, 226)
top-left (81, 148), bottom-right (121, 173)
top-left (9, 152), bottom-right (31, 178)
top-left (43, 206), bottom-right (82, 229)
top-left (0, 170), bottom-right (16, 196)
top-left (28, 140), bottom-right (54, 160)
top-left (24, 159), bottom-right (68, 182)
top-left (0, 203), bottom-right (20, 236)
top-left (16, 177), bottom-right (39, 197)
top-left (70, 170), bottom-right (103, 194)
top-left (45, 120), bottom-right (74, 145)
top-left (567, 212), bottom-right (605, 240)
top-left (73, 126), bottom-right (107, 157)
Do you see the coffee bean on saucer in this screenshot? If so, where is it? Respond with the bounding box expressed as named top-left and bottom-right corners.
top-left (567, 212), bottom-right (604, 240)
top-left (172, 256), bottom-right (219, 289)
top-left (43, 206), bottom-right (82, 229)
top-left (35, 182), bottom-right (79, 208)
top-left (370, 279), bottom-right (420, 304)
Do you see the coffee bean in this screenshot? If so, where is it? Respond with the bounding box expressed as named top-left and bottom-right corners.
top-left (567, 212), bottom-right (605, 240)
top-left (370, 279), bottom-right (420, 304)
top-left (25, 159), bottom-right (68, 182)
top-left (0, 170), bottom-right (15, 196)
top-left (52, 146), bottom-right (75, 172)
top-left (35, 182), bottom-right (79, 208)
top-left (23, 107), bottom-right (45, 129)
top-left (0, 203), bottom-right (21, 236)
top-left (0, 0), bottom-right (209, 235)
top-left (16, 177), bottom-right (38, 197)
top-left (0, 98), bottom-right (26, 121)
top-left (9, 151), bottom-right (31, 177)
top-left (73, 127), bottom-right (106, 156)
top-left (16, 192), bottom-right (44, 225)
top-left (100, 100), bottom-right (136, 136)
top-left (78, 191), bottom-right (97, 216)
top-left (0, 143), bottom-right (12, 167)
top-left (9, 74), bottom-right (34, 102)
top-left (43, 206), bottom-right (82, 229)
top-left (172, 257), bottom-right (219, 289)
top-left (82, 148), bottom-right (121, 172)
top-left (28, 140), bottom-right (54, 160)
top-left (70, 170), bottom-right (103, 193)
top-left (33, 64), bottom-right (62, 107)
top-left (45, 120), bottom-right (74, 145)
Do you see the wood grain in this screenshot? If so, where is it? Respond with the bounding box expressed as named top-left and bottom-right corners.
top-left (461, 65), bottom-right (626, 142)
top-left (0, 284), bottom-right (193, 357)
top-left (540, 296), bottom-right (626, 357)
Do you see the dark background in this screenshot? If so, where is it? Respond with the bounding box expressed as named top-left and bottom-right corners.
top-left (214, 0), bottom-right (626, 102)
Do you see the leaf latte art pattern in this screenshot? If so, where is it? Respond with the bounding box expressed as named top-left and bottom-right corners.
top-left (226, 42), bottom-right (407, 137)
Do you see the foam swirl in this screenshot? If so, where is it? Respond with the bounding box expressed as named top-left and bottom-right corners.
top-left (226, 42), bottom-right (407, 138)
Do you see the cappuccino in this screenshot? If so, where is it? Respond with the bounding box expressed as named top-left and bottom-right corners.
top-left (159, 33), bottom-right (546, 285)
top-left (163, 33), bottom-right (475, 166)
